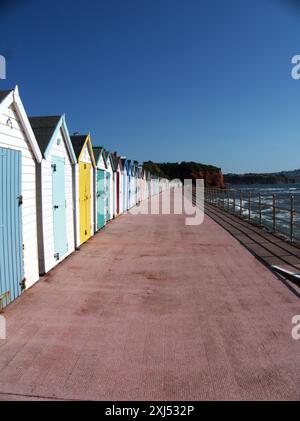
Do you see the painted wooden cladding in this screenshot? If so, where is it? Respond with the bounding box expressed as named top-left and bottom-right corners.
top-left (104, 154), bottom-right (114, 221)
top-left (52, 156), bottom-right (68, 260)
top-left (73, 137), bottom-right (95, 248)
top-left (0, 101), bottom-right (39, 292)
top-left (79, 162), bottom-right (92, 244)
top-left (116, 171), bottom-right (120, 215)
top-left (106, 171), bottom-right (112, 221)
top-left (123, 171), bottom-right (128, 211)
top-left (97, 169), bottom-right (105, 230)
top-left (35, 120), bottom-right (75, 274)
top-left (0, 147), bottom-right (23, 308)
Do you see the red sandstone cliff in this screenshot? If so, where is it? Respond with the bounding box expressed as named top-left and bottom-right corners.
top-left (191, 169), bottom-right (224, 188)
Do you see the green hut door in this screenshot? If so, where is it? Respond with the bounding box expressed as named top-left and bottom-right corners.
top-left (97, 169), bottom-right (105, 229)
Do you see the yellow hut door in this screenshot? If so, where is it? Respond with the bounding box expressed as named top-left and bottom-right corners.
top-left (79, 162), bottom-right (92, 244)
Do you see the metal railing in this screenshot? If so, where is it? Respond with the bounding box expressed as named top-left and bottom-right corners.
top-left (205, 188), bottom-right (300, 242)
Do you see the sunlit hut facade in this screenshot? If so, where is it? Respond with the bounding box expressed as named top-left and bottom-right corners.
top-left (93, 146), bottom-right (107, 231)
top-left (0, 87), bottom-right (42, 308)
top-left (71, 134), bottom-right (96, 247)
top-left (111, 152), bottom-right (122, 217)
top-left (103, 149), bottom-right (114, 222)
top-left (29, 114), bottom-right (77, 274)
top-left (129, 160), bottom-right (136, 208)
top-left (120, 157), bottom-right (129, 212)
top-left (143, 169), bottom-right (150, 200)
top-left (138, 165), bottom-right (144, 202)
top-left (134, 161), bottom-right (140, 205)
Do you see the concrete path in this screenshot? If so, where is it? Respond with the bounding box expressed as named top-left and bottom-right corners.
top-left (0, 193), bottom-right (299, 401)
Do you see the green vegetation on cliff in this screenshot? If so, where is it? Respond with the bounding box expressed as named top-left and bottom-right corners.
top-left (225, 172), bottom-right (296, 185)
top-left (143, 161), bottom-right (224, 187)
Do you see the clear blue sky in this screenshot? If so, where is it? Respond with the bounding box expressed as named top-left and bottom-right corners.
top-left (1, 0), bottom-right (300, 173)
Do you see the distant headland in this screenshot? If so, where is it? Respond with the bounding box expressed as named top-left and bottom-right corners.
top-left (224, 169), bottom-right (300, 185)
top-left (143, 161), bottom-right (224, 188)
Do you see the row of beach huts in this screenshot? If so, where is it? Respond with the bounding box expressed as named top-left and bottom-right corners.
top-left (0, 86), bottom-right (173, 309)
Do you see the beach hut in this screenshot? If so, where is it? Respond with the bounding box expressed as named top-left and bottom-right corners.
top-left (139, 166), bottom-right (146, 202)
top-left (111, 153), bottom-right (122, 217)
top-left (93, 146), bottom-right (107, 231)
top-left (138, 165), bottom-right (144, 203)
top-left (129, 161), bottom-right (137, 208)
top-left (143, 169), bottom-right (150, 200)
top-left (29, 115), bottom-right (76, 274)
top-left (147, 171), bottom-right (152, 198)
top-left (127, 160), bottom-right (132, 209)
top-left (70, 134), bottom-right (96, 247)
top-left (133, 161), bottom-right (139, 205)
top-left (120, 158), bottom-right (129, 212)
top-left (0, 87), bottom-right (42, 308)
top-left (103, 150), bottom-right (114, 221)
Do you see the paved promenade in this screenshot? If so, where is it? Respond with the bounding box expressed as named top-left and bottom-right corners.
top-left (0, 194), bottom-right (299, 401)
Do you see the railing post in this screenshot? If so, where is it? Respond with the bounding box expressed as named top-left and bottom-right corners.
top-left (290, 195), bottom-right (294, 242)
top-left (258, 193), bottom-right (262, 225)
top-left (227, 190), bottom-right (230, 211)
top-left (272, 194), bottom-right (276, 232)
top-left (240, 190), bottom-right (243, 217)
top-left (233, 190), bottom-right (236, 214)
top-left (248, 192), bottom-right (251, 221)
top-left (223, 190), bottom-right (225, 209)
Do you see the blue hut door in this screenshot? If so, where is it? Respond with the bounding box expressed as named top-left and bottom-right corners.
top-left (97, 169), bottom-right (105, 230)
top-left (0, 147), bottom-right (23, 308)
top-left (52, 156), bottom-right (67, 260)
top-left (106, 172), bottom-right (111, 220)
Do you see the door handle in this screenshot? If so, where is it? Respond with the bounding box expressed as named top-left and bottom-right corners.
top-left (54, 205), bottom-right (59, 209)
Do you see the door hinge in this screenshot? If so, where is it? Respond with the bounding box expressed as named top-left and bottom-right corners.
top-left (54, 253), bottom-right (60, 261)
top-left (20, 278), bottom-right (26, 291)
top-left (85, 230), bottom-right (87, 235)
top-left (17, 195), bottom-right (23, 206)
top-left (51, 164), bottom-right (57, 172)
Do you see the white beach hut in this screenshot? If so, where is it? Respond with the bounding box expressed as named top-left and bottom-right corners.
top-left (0, 87), bottom-right (42, 308)
top-left (93, 146), bottom-right (107, 231)
top-left (111, 153), bottom-right (122, 217)
top-left (29, 115), bottom-right (77, 274)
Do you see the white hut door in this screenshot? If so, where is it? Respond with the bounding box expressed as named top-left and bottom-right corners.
top-left (52, 156), bottom-right (67, 260)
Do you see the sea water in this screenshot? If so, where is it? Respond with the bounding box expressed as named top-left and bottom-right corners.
top-left (223, 184), bottom-right (300, 240)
